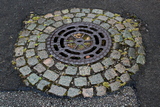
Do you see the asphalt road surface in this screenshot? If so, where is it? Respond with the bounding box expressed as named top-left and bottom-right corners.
top-left (0, 0), bottom-right (160, 106)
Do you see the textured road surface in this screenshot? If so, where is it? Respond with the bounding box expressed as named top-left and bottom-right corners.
top-left (0, 0), bottom-right (160, 107)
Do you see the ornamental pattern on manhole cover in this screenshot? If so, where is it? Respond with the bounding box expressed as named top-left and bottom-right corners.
top-left (46, 22), bottom-right (112, 65)
top-left (13, 8), bottom-right (146, 98)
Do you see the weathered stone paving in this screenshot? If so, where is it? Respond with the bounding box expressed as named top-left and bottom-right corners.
top-left (13, 8), bottom-right (145, 97)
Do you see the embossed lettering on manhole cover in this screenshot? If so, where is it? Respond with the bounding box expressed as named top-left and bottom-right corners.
top-left (46, 22), bottom-right (112, 65)
top-left (13, 8), bottom-right (146, 98)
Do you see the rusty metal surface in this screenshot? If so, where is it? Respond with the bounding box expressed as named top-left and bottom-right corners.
top-left (46, 22), bottom-right (112, 65)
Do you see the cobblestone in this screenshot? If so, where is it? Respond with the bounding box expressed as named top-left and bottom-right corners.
top-left (29, 35), bottom-right (37, 41)
top-left (36, 25), bottom-right (45, 31)
top-left (16, 57), bottom-right (26, 67)
top-left (96, 86), bottom-right (106, 96)
top-left (44, 26), bottom-right (55, 33)
top-left (38, 50), bottom-right (48, 59)
top-left (97, 16), bottom-right (108, 21)
top-left (73, 18), bottom-right (81, 22)
top-left (104, 11), bottom-right (114, 17)
top-left (55, 62), bottom-right (65, 70)
top-left (110, 50), bottom-right (121, 59)
top-left (63, 19), bottom-right (72, 24)
top-left (38, 18), bottom-right (46, 24)
top-left (27, 24), bottom-right (37, 30)
top-left (83, 17), bottom-right (93, 22)
top-left (62, 9), bottom-right (69, 14)
top-left (37, 43), bottom-right (46, 50)
top-left (33, 63), bottom-right (46, 73)
top-left (123, 30), bottom-right (132, 38)
top-left (102, 58), bottom-right (115, 68)
top-left (115, 23), bottom-right (125, 30)
top-left (27, 56), bottom-right (38, 66)
top-left (82, 8), bottom-right (90, 13)
top-left (43, 70), bottom-right (59, 81)
top-left (27, 73), bottom-right (40, 85)
top-left (53, 21), bottom-right (63, 28)
top-left (15, 47), bottom-right (24, 56)
top-left (65, 66), bottom-right (77, 75)
top-left (25, 49), bottom-right (35, 58)
top-left (88, 74), bottom-right (104, 84)
top-left (87, 14), bottom-right (96, 18)
top-left (49, 85), bottom-right (67, 96)
top-left (79, 66), bottom-right (90, 76)
top-left (58, 76), bottom-right (72, 86)
top-left (92, 9), bottom-right (103, 14)
top-left (38, 34), bottom-right (49, 42)
top-left (75, 13), bottom-right (86, 17)
top-left (114, 35), bottom-right (123, 42)
top-left (121, 57), bottom-right (131, 67)
top-left (128, 48), bottom-right (136, 59)
top-left (136, 55), bottom-right (145, 65)
top-left (37, 80), bottom-right (50, 90)
top-left (20, 30), bottom-right (30, 37)
top-left (54, 16), bottom-right (62, 21)
top-left (125, 40), bottom-right (135, 47)
top-left (44, 19), bottom-right (55, 26)
top-left (19, 65), bottom-right (32, 76)
top-left (70, 8), bottom-right (80, 13)
top-left (115, 63), bottom-right (126, 73)
top-left (128, 64), bottom-right (139, 74)
top-left (109, 81), bottom-right (120, 91)
top-left (43, 58), bottom-right (54, 67)
top-left (100, 23), bottom-right (110, 30)
top-left (82, 88), bottom-right (93, 97)
top-left (18, 38), bottom-right (27, 46)
top-left (93, 19), bottom-right (101, 25)
top-left (120, 73), bottom-right (130, 82)
top-left (67, 88), bottom-right (81, 97)
top-left (91, 62), bottom-right (104, 73)
top-left (28, 41), bottom-right (35, 48)
top-left (104, 68), bottom-right (117, 80)
top-left (44, 13), bottom-right (54, 18)
top-left (74, 77), bottom-right (87, 86)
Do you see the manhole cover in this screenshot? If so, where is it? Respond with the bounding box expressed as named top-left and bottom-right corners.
top-left (13, 8), bottom-right (146, 98)
top-left (46, 22), bottom-right (112, 65)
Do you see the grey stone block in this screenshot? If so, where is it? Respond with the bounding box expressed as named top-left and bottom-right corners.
top-left (19, 65), bottom-right (32, 76)
top-left (43, 70), bottom-right (59, 81)
top-left (33, 63), bottom-right (46, 73)
top-left (49, 84), bottom-right (67, 96)
top-left (88, 74), bottom-right (104, 84)
top-left (79, 66), bottom-right (90, 76)
top-left (82, 88), bottom-right (93, 98)
top-left (109, 81), bottom-right (120, 91)
top-left (15, 46), bottom-right (24, 56)
top-left (91, 62), bottom-right (104, 73)
top-left (37, 80), bottom-right (50, 90)
top-left (58, 76), bottom-right (72, 86)
top-left (25, 49), bottom-right (35, 58)
top-left (65, 66), bottom-right (77, 75)
top-left (27, 56), bottom-right (38, 66)
top-left (104, 68), bottom-right (117, 80)
top-left (38, 34), bottom-right (49, 42)
top-left (55, 62), bottom-right (65, 70)
top-left (38, 50), bottom-right (48, 59)
top-left (96, 86), bottom-right (106, 96)
top-left (27, 73), bottom-right (40, 85)
top-left (16, 57), bottom-right (26, 67)
top-left (67, 88), bottom-right (81, 97)
top-left (74, 77), bottom-right (87, 86)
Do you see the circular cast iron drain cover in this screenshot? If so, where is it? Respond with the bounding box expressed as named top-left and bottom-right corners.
top-left (46, 22), bottom-right (112, 65)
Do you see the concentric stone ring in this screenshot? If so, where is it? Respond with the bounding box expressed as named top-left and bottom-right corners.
top-left (13, 8), bottom-right (146, 97)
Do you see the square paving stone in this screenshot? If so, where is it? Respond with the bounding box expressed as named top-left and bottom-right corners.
top-left (74, 77), bottom-right (87, 86)
top-left (38, 18), bottom-right (46, 24)
top-left (65, 66), bottom-right (77, 75)
top-left (104, 11), bottom-right (114, 17)
top-left (82, 9), bottom-right (90, 13)
top-left (44, 13), bottom-right (54, 18)
top-left (63, 19), bottom-right (72, 24)
top-left (53, 21), bottom-right (63, 28)
top-left (62, 9), bottom-right (69, 14)
top-left (125, 40), bottom-right (135, 47)
top-left (37, 80), bottom-right (50, 90)
top-left (44, 26), bottom-right (55, 34)
top-left (43, 58), bottom-right (54, 67)
top-left (38, 50), bottom-right (48, 59)
top-left (88, 74), bottom-right (104, 85)
top-left (108, 19), bottom-right (117, 25)
top-left (28, 41), bottom-right (36, 48)
top-left (123, 30), bottom-right (132, 38)
top-left (54, 16), bottom-right (63, 21)
top-left (82, 88), bottom-right (93, 98)
top-left (33, 63), bottom-right (46, 73)
top-left (128, 48), bottom-right (136, 59)
top-left (19, 65), bottom-right (32, 76)
top-left (114, 35), bottom-right (123, 42)
top-left (63, 14), bottom-right (74, 18)
top-left (110, 50), bottom-right (121, 59)
top-left (49, 84), bottom-right (67, 96)
top-left (136, 55), bottom-right (145, 65)
top-left (32, 30), bottom-right (40, 35)
top-left (67, 88), bottom-right (81, 97)
top-left (97, 16), bottom-right (108, 21)
top-left (27, 23), bottom-right (37, 30)
top-left (36, 25), bottom-right (46, 31)
top-left (58, 76), bottom-right (72, 86)
top-left (70, 8), bottom-right (80, 13)
top-left (20, 30), bottom-right (30, 37)
top-left (115, 24), bottom-right (125, 30)
top-left (108, 28), bottom-right (119, 35)
top-left (73, 18), bottom-right (81, 22)
top-left (27, 56), bottom-right (38, 66)
top-left (109, 81), bottom-right (120, 92)
top-left (104, 68), bottom-right (118, 80)
top-left (96, 86), bottom-right (106, 96)
top-left (38, 34), bottom-right (49, 42)
top-left (128, 64), bottom-right (139, 74)
top-left (37, 43), bottom-right (46, 50)
top-left (27, 73), bottom-right (40, 85)
top-left (25, 49), bottom-right (35, 58)
top-left (43, 70), bottom-right (59, 81)
top-left (93, 20), bottom-right (101, 25)
top-left (100, 23), bottom-right (110, 30)
top-left (15, 46), bottom-right (24, 56)
top-left (123, 22), bottom-right (134, 30)
top-left (18, 38), bottom-right (27, 46)
top-left (55, 62), bottom-right (65, 70)
top-left (75, 13), bottom-right (86, 17)
top-left (132, 30), bottom-right (141, 37)
top-left (54, 11), bottom-right (62, 15)
top-left (115, 16), bottom-right (123, 22)
top-left (121, 57), bottom-right (131, 67)
top-left (120, 73), bottom-right (130, 82)
top-left (83, 17), bottom-right (93, 22)
top-left (29, 35), bottom-right (37, 41)
top-left (87, 13), bottom-right (96, 18)
top-left (91, 62), bottom-right (104, 73)
top-left (115, 63), bottom-right (126, 73)
top-left (101, 58), bottom-right (115, 68)
top-left (44, 20), bottom-right (55, 26)
top-left (92, 9), bottom-right (103, 14)
top-left (79, 66), bottom-right (91, 76)
top-left (16, 57), bottom-right (26, 67)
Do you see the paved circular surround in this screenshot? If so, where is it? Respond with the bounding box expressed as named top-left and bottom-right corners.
top-left (13, 8), bottom-right (146, 98)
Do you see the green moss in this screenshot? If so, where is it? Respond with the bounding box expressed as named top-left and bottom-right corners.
top-left (103, 82), bottom-right (110, 88)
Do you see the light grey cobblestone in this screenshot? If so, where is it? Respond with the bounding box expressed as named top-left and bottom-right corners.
top-left (79, 66), bottom-right (90, 76)
top-left (74, 77), bottom-right (87, 86)
top-left (15, 47), bottom-right (24, 56)
top-left (27, 73), bottom-right (40, 85)
top-left (19, 65), bottom-right (32, 76)
top-left (96, 86), bottom-right (106, 96)
top-left (65, 66), bottom-right (77, 75)
top-left (37, 80), bottom-right (50, 90)
top-left (104, 68), bottom-right (117, 80)
top-left (82, 88), bottom-right (93, 97)
top-left (16, 57), bottom-right (26, 67)
top-left (49, 84), bottom-right (67, 96)
top-left (67, 88), bottom-right (81, 97)
top-left (91, 62), bottom-right (104, 73)
top-left (43, 70), bottom-right (59, 81)
top-left (33, 63), bottom-right (46, 73)
top-left (88, 74), bottom-right (104, 85)
top-left (58, 76), bottom-right (72, 86)
top-left (55, 62), bottom-right (65, 70)
top-left (27, 56), bottom-right (38, 66)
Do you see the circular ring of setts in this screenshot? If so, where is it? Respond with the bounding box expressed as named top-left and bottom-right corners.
top-left (13, 8), bottom-right (146, 98)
